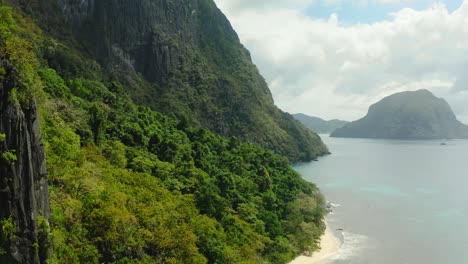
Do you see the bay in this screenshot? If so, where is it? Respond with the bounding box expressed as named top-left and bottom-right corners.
top-left (295, 135), bottom-right (468, 264)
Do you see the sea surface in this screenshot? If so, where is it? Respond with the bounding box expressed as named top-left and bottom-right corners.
top-left (294, 135), bottom-right (468, 264)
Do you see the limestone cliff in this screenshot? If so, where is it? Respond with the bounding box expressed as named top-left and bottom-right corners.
top-left (0, 58), bottom-right (50, 264)
top-left (8, 0), bottom-right (328, 161)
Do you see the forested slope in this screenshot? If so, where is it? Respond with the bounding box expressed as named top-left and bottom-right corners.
top-left (0, 5), bottom-right (326, 263)
top-left (6, 0), bottom-right (328, 162)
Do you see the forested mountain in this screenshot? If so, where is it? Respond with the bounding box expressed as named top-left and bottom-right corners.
top-left (0, 2), bottom-right (327, 263)
top-left (5, 0), bottom-right (327, 162)
top-left (293, 113), bottom-right (348, 134)
top-left (331, 89), bottom-right (468, 139)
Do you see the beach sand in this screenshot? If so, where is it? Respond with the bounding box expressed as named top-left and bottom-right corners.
top-left (289, 222), bottom-right (342, 264)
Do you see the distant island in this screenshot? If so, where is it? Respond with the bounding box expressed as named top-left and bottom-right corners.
top-left (331, 89), bottom-right (468, 139)
top-left (293, 113), bottom-right (348, 134)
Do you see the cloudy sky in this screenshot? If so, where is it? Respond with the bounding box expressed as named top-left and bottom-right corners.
top-left (214, 0), bottom-right (468, 122)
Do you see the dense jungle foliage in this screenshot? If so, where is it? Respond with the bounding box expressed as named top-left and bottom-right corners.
top-left (0, 5), bottom-right (325, 264)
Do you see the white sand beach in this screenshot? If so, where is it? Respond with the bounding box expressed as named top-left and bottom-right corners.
top-left (289, 222), bottom-right (342, 264)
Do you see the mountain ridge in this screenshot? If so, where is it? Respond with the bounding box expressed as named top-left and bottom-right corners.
top-left (293, 113), bottom-right (348, 134)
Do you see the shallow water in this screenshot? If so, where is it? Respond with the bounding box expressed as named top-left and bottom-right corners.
top-left (295, 135), bottom-right (468, 264)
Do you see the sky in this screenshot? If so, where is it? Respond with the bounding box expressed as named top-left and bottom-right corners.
top-left (213, 0), bottom-right (468, 122)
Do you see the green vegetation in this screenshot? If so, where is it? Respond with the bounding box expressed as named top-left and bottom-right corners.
top-left (0, 4), bottom-right (326, 264)
top-left (0, 216), bottom-right (16, 255)
top-left (0, 4), bottom-right (42, 104)
top-left (0, 134), bottom-right (16, 164)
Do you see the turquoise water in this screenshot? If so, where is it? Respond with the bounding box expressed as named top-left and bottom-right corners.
top-left (295, 135), bottom-right (468, 264)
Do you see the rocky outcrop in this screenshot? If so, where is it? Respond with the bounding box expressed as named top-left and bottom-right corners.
top-left (0, 58), bottom-right (50, 263)
top-left (331, 89), bottom-right (468, 139)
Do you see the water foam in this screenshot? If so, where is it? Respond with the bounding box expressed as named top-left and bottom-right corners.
top-left (330, 231), bottom-right (370, 261)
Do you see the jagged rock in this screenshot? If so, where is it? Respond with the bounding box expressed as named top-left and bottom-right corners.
top-left (0, 58), bottom-right (50, 264)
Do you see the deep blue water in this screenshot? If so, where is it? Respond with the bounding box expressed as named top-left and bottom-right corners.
top-left (294, 135), bottom-right (468, 264)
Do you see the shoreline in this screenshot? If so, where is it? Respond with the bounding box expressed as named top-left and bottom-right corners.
top-left (289, 221), bottom-right (342, 264)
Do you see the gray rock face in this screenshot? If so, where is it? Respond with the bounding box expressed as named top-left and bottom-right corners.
top-left (331, 89), bottom-right (468, 139)
top-left (7, 0), bottom-right (204, 83)
top-left (57, 0), bottom-right (95, 26)
top-left (57, 0), bottom-right (203, 82)
top-left (0, 58), bottom-right (50, 263)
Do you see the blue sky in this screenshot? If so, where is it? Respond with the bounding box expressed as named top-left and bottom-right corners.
top-left (305, 0), bottom-right (462, 23)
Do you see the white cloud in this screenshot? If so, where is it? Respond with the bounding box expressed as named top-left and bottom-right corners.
top-left (214, 0), bottom-right (409, 13)
top-left (214, 0), bottom-right (468, 123)
top-left (215, 0), bottom-right (313, 13)
top-left (217, 0), bottom-right (468, 122)
top-left (378, 0), bottom-right (409, 4)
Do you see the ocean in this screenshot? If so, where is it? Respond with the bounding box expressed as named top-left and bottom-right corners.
top-left (294, 135), bottom-right (468, 264)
